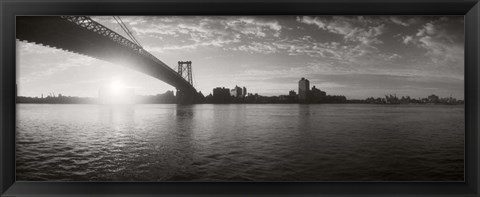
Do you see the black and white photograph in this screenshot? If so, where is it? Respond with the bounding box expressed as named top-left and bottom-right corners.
top-left (15, 15), bottom-right (464, 181)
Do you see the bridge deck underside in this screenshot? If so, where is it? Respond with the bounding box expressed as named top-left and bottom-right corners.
top-left (16, 16), bottom-right (196, 94)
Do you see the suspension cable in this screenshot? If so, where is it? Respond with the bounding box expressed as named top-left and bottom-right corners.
top-left (113, 16), bottom-right (138, 45)
top-left (112, 16), bottom-right (134, 43)
top-left (117, 17), bottom-right (143, 47)
top-left (112, 16), bottom-right (143, 48)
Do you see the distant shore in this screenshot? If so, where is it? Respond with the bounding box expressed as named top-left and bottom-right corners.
top-left (16, 100), bottom-right (464, 105)
top-left (16, 92), bottom-right (464, 105)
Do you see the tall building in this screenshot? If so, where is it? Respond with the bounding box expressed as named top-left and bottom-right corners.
top-left (242, 87), bottom-right (247, 98)
top-left (298, 77), bottom-right (310, 102)
top-left (230, 85), bottom-right (243, 98)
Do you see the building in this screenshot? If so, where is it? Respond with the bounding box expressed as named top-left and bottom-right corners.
top-left (288, 90), bottom-right (297, 103)
top-left (213, 87), bottom-right (231, 103)
top-left (298, 77), bottom-right (310, 102)
top-left (230, 85), bottom-right (243, 98)
top-left (242, 87), bottom-right (247, 98)
top-left (289, 90), bottom-right (296, 97)
top-left (311, 86), bottom-right (326, 102)
top-left (428, 94), bottom-right (439, 103)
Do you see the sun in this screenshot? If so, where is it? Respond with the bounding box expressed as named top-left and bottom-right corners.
top-left (109, 79), bottom-right (125, 95)
top-left (98, 77), bottom-right (135, 104)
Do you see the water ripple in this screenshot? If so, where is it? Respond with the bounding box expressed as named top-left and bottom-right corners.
top-left (16, 104), bottom-right (464, 181)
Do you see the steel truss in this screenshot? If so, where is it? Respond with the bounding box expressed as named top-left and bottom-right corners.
top-left (60, 16), bottom-right (180, 76)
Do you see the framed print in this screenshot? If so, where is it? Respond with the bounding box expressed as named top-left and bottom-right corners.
top-left (1, 0), bottom-right (479, 196)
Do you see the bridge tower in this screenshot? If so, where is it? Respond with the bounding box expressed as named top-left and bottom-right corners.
top-left (177, 61), bottom-right (193, 86)
top-left (176, 61), bottom-right (197, 104)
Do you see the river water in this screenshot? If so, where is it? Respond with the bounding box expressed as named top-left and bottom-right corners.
top-left (16, 104), bottom-right (464, 181)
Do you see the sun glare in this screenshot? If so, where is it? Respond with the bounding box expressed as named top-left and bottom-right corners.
top-left (99, 78), bottom-right (135, 104)
top-left (110, 79), bottom-right (125, 95)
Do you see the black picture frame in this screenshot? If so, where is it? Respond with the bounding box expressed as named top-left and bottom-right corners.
top-left (1, 0), bottom-right (479, 196)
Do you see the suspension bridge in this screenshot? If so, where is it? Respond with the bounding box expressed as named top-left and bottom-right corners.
top-left (16, 16), bottom-right (201, 104)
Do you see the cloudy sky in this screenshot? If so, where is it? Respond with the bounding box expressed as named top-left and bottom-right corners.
top-left (17, 16), bottom-right (464, 99)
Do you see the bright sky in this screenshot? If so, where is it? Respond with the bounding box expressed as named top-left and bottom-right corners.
top-left (16, 16), bottom-right (464, 99)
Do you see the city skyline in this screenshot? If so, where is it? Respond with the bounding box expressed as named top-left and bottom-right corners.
top-left (17, 16), bottom-right (464, 99)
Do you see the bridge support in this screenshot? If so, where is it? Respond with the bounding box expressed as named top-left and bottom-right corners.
top-left (178, 61), bottom-right (193, 86)
top-left (176, 61), bottom-right (199, 104)
top-left (176, 90), bottom-right (202, 104)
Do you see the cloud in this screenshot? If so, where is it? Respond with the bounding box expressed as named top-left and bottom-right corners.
top-left (402, 35), bottom-right (413, 44)
top-left (131, 24), bottom-right (178, 36)
top-left (232, 32), bottom-right (380, 65)
top-left (223, 17), bottom-right (282, 37)
top-left (236, 42), bottom-right (278, 54)
top-left (416, 22), bottom-right (436, 37)
top-left (297, 16), bottom-right (327, 29)
top-left (294, 16), bottom-right (391, 65)
top-left (385, 53), bottom-right (402, 61)
top-left (144, 37), bottom-right (240, 53)
top-left (231, 37), bottom-right (349, 61)
top-left (418, 35), bottom-right (463, 65)
top-left (126, 16), bottom-right (281, 39)
top-left (403, 18), bottom-right (464, 67)
top-left (297, 16), bottom-right (385, 45)
top-left (113, 16), bottom-right (283, 54)
top-left (390, 17), bottom-right (411, 26)
top-left (93, 16), bottom-right (388, 63)
top-left (286, 41), bottom-right (344, 60)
